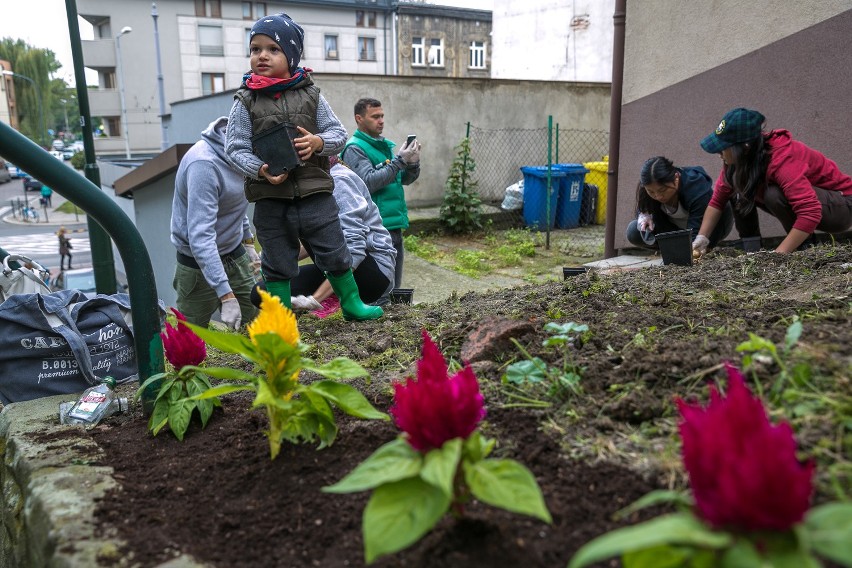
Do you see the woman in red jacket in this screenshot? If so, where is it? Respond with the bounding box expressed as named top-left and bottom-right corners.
top-left (693, 108), bottom-right (852, 255)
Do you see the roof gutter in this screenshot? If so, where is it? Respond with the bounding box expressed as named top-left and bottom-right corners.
top-left (604, 0), bottom-right (626, 258)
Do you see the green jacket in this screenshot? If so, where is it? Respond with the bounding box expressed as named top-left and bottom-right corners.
top-left (343, 130), bottom-right (408, 230)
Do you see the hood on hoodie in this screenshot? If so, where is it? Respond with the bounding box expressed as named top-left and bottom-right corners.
top-left (201, 117), bottom-right (229, 162)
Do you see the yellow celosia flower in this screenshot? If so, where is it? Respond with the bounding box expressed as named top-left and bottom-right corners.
top-left (247, 289), bottom-right (300, 346)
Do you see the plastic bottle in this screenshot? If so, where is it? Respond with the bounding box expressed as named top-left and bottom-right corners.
top-left (63, 376), bottom-right (126, 428)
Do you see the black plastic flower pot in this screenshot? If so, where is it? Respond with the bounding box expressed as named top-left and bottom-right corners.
top-left (741, 236), bottom-right (762, 252)
top-left (389, 288), bottom-right (414, 304)
top-left (562, 267), bottom-right (589, 279)
top-left (656, 229), bottom-right (693, 266)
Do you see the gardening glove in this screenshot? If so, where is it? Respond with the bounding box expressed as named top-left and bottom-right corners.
top-left (245, 245), bottom-right (262, 279)
top-left (291, 295), bottom-right (323, 312)
top-left (692, 234), bottom-right (710, 257)
top-left (398, 140), bottom-right (421, 165)
top-left (220, 298), bottom-right (241, 330)
top-left (637, 212), bottom-right (654, 233)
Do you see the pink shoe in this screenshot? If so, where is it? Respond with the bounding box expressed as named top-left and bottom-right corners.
top-left (311, 295), bottom-right (341, 319)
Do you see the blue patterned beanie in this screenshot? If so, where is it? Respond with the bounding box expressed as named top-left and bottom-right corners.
top-left (250, 13), bottom-right (304, 72)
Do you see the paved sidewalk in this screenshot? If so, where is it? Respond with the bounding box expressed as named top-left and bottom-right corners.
top-left (2, 193), bottom-right (88, 228)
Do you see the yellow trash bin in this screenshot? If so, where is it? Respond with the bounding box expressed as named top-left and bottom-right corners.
top-left (583, 158), bottom-right (609, 225)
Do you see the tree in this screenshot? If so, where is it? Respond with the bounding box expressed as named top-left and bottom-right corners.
top-left (0, 37), bottom-right (66, 147)
top-left (440, 137), bottom-right (483, 234)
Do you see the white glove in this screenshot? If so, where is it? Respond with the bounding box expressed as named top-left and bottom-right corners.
top-left (291, 295), bottom-right (323, 312)
top-left (637, 212), bottom-right (654, 233)
top-left (245, 245), bottom-right (262, 279)
top-left (220, 298), bottom-right (242, 330)
top-left (692, 234), bottom-right (710, 256)
top-left (398, 140), bottom-right (421, 165)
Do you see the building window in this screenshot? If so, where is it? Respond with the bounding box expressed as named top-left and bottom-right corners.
top-left (368, 11), bottom-right (377, 27)
top-left (325, 35), bottom-right (339, 59)
top-left (356, 10), bottom-right (365, 27)
top-left (242, 1), bottom-right (252, 19)
top-left (105, 116), bottom-right (121, 137)
top-left (255, 3), bottom-right (266, 17)
top-left (201, 72), bottom-right (225, 96)
top-left (428, 38), bottom-right (444, 67)
top-left (245, 28), bottom-right (252, 56)
top-left (358, 37), bottom-right (376, 61)
top-left (198, 25), bottom-right (224, 56)
top-left (469, 41), bottom-right (486, 69)
top-left (102, 71), bottom-right (116, 90)
top-left (411, 36), bottom-right (424, 66)
top-left (194, 0), bottom-right (221, 18)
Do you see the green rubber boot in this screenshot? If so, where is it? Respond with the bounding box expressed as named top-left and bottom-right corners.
top-left (265, 280), bottom-right (292, 310)
top-left (326, 270), bottom-right (383, 321)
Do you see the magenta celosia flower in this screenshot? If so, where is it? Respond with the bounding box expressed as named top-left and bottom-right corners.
top-left (390, 329), bottom-right (486, 452)
top-left (161, 309), bottom-right (206, 370)
top-left (676, 363), bottom-right (814, 532)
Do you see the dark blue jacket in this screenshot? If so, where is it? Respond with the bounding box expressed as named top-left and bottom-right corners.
top-left (650, 166), bottom-right (713, 235)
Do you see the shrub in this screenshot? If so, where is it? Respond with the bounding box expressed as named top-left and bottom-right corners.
top-left (439, 138), bottom-right (483, 234)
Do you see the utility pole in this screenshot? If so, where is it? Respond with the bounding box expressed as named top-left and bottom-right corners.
top-left (152, 2), bottom-right (169, 150)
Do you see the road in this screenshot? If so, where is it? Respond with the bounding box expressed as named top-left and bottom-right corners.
top-left (0, 172), bottom-right (93, 274)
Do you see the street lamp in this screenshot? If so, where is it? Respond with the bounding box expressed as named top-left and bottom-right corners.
top-left (115, 26), bottom-right (133, 159)
top-left (1, 70), bottom-right (46, 148)
top-left (59, 98), bottom-right (69, 138)
top-left (152, 3), bottom-right (168, 150)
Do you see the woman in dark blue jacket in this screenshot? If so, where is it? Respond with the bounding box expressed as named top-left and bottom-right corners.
top-left (626, 156), bottom-right (733, 250)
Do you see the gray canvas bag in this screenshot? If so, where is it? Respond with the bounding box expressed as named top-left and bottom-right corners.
top-left (0, 290), bottom-right (159, 405)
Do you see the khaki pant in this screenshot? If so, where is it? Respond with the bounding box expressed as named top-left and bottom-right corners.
top-left (172, 253), bottom-right (258, 327)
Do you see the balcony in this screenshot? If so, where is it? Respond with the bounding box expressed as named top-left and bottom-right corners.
top-left (81, 39), bottom-right (117, 70)
top-left (86, 89), bottom-right (121, 117)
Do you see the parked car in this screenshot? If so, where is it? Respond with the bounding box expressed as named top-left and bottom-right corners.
top-left (23, 176), bottom-right (43, 191)
top-left (51, 268), bottom-right (96, 294)
top-left (51, 267), bottom-right (126, 295)
top-left (6, 162), bottom-right (22, 178)
top-left (0, 159), bottom-right (11, 184)
top-left (62, 149), bottom-right (75, 161)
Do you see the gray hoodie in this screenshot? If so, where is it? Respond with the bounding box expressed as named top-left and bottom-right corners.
top-left (170, 117), bottom-right (252, 298)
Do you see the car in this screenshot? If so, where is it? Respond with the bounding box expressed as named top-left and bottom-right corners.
top-left (49, 150), bottom-right (64, 161)
top-left (23, 176), bottom-right (43, 191)
top-left (62, 149), bottom-right (75, 161)
top-left (6, 162), bottom-right (22, 178)
top-left (51, 267), bottom-right (96, 294)
top-left (0, 159), bottom-right (11, 184)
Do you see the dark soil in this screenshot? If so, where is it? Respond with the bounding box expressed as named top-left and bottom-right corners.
top-left (88, 244), bottom-right (852, 568)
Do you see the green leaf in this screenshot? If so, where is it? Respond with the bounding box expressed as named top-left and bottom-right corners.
top-left (363, 477), bottom-right (451, 563)
top-left (135, 372), bottom-right (168, 399)
top-left (784, 319), bottom-right (803, 352)
top-left (188, 365), bottom-right (256, 383)
top-left (421, 439), bottom-right (462, 498)
top-left (187, 383), bottom-right (253, 400)
top-left (323, 438), bottom-right (423, 493)
top-left (720, 539), bottom-right (763, 568)
top-left (463, 430), bottom-right (495, 462)
top-left (567, 513), bottom-right (732, 568)
top-left (308, 380), bottom-right (389, 420)
top-left (736, 333), bottom-right (777, 357)
top-left (168, 399), bottom-right (193, 441)
top-left (148, 399), bottom-right (170, 436)
top-left (302, 357), bottom-right (369, 380)
top-left (463, 458), bottom-right (551, 523)
top-left (614, 489), bottom-right (693, 520)
top-left (183, 322), bottom-right (259, 359)
top-left (804, 502), bottom-right (852, 566)
top-left (196, 398), bottom-right (215, 428)
top-left (505, 359), bottom-right (547, 384)
top-left (623, 544), bottom-right (691, 568)
top-left (301, 392), bottom-right (338, 449)
top-left (758, 531), bottom-right (822, 568)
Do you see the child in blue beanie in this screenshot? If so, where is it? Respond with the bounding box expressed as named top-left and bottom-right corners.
top-left (225, 13), bottom-right (382, 321)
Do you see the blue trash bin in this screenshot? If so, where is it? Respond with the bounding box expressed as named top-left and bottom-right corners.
top-left (520, 166), bottom-right (565, 230)
top-left (553, 164), bottom-right (589, 229)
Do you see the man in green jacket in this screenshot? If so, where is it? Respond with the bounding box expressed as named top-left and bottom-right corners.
top-left (341, 98), bottom-right (421, 301)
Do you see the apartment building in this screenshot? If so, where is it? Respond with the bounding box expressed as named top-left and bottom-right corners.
top-left (78, 0), bottom-right (397, 157)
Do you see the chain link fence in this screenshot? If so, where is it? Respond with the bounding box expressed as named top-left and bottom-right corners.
top-left (466, 123), bottom-right (609, 254)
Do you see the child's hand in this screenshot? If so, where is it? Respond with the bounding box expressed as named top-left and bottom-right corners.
top-left (260, 164), bottom-right (289, 185)
top-left (294, 126), bottom-right (324, 160)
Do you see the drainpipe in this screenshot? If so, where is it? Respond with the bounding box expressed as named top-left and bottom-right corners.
top-left (604, 0), bottom-right (626, 259)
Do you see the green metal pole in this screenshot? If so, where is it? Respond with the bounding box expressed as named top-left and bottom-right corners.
top-left (555, 123), bottom-right (559, 164)
top-left (66, 0), bottom-right (118, 296)
top-left (546, 115), bottom-right (552, 250)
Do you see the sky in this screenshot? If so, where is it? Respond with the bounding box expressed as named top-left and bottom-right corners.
top-left (0, 0), bottom-right (495, 87)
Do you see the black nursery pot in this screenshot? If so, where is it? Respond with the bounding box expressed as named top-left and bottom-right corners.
top-left (741, 236), bottom-right (762, 252)
top-left (389, 288), bottom-right (414, 304)
top-left (563, 267), bottom-right (589, 279)
top-left (656, 229), bottom-right (693, 266)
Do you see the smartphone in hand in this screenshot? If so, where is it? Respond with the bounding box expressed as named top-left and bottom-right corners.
top-left (406, 134), bottom-right (417, 147)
